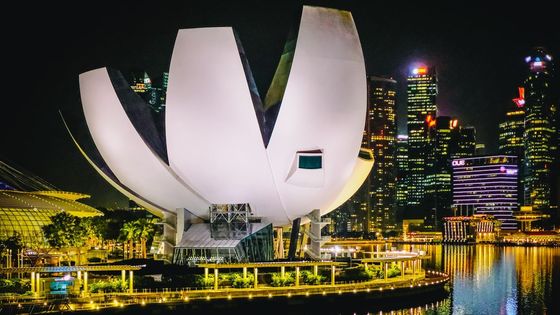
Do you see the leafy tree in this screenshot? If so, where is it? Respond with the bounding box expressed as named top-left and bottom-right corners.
top-left (42, 212), bottom-right (88, 264)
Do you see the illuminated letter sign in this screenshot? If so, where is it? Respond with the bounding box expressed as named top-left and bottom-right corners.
top-left (452, 160), bottom-right (465, 167)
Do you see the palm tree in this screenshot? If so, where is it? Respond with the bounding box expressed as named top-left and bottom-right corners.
top-left (134, 219), bottom-right (155, 259)
top-left (119, 222), bottom-right (137, 260)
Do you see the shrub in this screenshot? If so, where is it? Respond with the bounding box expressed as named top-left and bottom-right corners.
top-left (270, 272), bottom-right (295, 287)
top-left (386, 265), bottom-right (401, 278)
top-left (365, 267), bottom-right (383, 279)
top-left (339, 267), bottom-right (371, 282)
top-left (230, 273), bottom-right (254, 288)
top-left (0, 278), bottom-right (31, 294)
top-left (89, 278), bottom-right (127, 293)
top-left (195, 275), bottom-right (215, 288)
top-left (300, 270), bottom-right (325, 285)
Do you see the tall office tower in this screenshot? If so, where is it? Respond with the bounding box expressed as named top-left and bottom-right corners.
top-left (395, 135), bottom-right (409, 224)
top-left (151, 72), bottom-right (169, 113)
top-left (523, 48), bottom-right (557, 215)
top-left (450, 126), bottom-right (476, 159)
top-left (499, 89), bottom-right (527, 206)
top-left (407, 66), bottom-right (438, 213)
top-left (128, 71), bottom-right (167, 113)
top-left (367, 76), bottom-right (397, 234)
top-left (424, 116), bottom-right (454, 230)
top-left (452, 155), bottom-right (518, 230)
top-left (499, 94), bottom-right (525, 156)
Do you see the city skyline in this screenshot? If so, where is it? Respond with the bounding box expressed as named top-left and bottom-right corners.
top-left (3, 0), bottom-right (559, 207)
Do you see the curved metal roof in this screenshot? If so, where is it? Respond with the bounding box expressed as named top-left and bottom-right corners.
top-left (0, 190), bottom-right (102, 217)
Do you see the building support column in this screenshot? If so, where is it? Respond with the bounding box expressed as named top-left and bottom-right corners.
top-left (331, 265), bottom-right (336, 285)
top-left (274, 227), bottom-right (284, 259)
top-left (281, 266), bottom-right (285, 278)
top-left (36, 273), bottom-right (41, 296)
top-left (364, 262), bottom-right (368, 270)
top-left (204, 268), bottom-right (209, 280)
top-left (121, 270), bottom-right (126, 284)
top-left (31, 272), bottom-right (35, 294)
top-left (83, 271), bottom-right (88, 295)
top-left (254, 268), bottom-right (258, 288)
top-left (243, 267), bottom-right (247, 279)
top-left (295, 267), bottom-right (300, 287)
top-left (77, 271), bottom-right (82, 281)
top-left (214, 269), bottom-right (219, 290)
top-left (384, 263), bottom-right (388, 280)
top-left (401, 261), bottom-right (405, 278)
top-left (313, 265), bottom-right (318, 276)
top-left (129, 271), bottom-right (134, 293)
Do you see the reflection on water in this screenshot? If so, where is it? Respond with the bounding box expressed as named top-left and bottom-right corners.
top-left (402, 244), bottom-right (559, 315)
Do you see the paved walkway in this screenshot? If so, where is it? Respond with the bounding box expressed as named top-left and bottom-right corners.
top-left (0, 271), bottom-right (449, 313)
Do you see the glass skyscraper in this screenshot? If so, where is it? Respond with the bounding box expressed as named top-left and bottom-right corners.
top-left (407, 66), bottom-right (438, 213)
top-left (523, 48), bottom-right (557, 213)
top-left (367, 76), bottom-right (397, 234)
top-left (424, 116), bottom-right (454, 230)
top-left (395, 135), bottom-right (409, 224)
top-left (499, 92), bottom-right (526, 206)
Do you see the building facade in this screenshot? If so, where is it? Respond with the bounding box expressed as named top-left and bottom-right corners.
top-left (407, 66), bottom-right (438, 213)
top-left (523, 48), bottom-right (557, 215)
top-left (424, 116), bottom-right (454, 230)
top-left (395, 135), bottom-right (409, 225)
top-left (127, 71), bottom-right (168, 113)
top-left (443, 214), bottom-right (500, 243)
top-left (450, 126), bottom-right (476, 159)
top-left (499, 93), bottom-right (526, 206)
top-left (367, 76), bottom-right (397, 234)
top-left (452, 155), bottom-right (518, 230)
top-left (76, 6), bottom-right (373, 261)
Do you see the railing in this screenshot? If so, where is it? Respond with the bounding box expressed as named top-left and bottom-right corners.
top-left (0, 272), bottom-right (450, 314)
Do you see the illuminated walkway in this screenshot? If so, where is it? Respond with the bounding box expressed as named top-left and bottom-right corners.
top-left (0, 271), bottom-right (449, 313)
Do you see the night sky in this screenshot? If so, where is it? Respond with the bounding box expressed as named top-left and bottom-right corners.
top-left (2, 1), bottom-right (559, 208)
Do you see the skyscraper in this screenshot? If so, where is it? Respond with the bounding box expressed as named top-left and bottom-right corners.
top-left (523, 48), bottom-right (557, 214)
top-left (127, 71), bottom-right (167, 113)
top-left (367, 76), bottom-right (397, 234)
top-left (452, 155), bottom-right (518, 230)
top-left (450, 126), bottom-right (476, 159)
top-left (407, 66), bottom-right (438, 214)
top-left (395, 135), bottom-right (409, 224)
top-left (499, 99), bottom-right (525, 157)
top-left (499, 89), bottom-right (526, 206)
top-left (424, 116), bottom-right (453, 229)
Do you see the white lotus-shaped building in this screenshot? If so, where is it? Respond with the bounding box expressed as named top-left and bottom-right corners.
top-left (74, 6), bottom-right (372, 261)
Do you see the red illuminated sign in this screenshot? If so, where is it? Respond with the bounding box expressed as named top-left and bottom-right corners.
top-left (512, 87), bottom-right (525, 108)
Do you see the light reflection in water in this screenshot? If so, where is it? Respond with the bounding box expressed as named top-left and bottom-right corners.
top-left (402, 244), bottom-right (558, 315)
